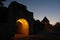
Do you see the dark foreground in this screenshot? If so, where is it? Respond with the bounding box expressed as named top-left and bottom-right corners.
top-left (14, 32), bottom-right (60, 40)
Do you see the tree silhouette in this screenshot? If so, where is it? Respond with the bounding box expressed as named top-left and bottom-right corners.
top-left (0, 0), bottom-right (6, 6)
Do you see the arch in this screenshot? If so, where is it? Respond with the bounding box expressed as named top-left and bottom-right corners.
top-left (16, 18), bottom-right (29, 36)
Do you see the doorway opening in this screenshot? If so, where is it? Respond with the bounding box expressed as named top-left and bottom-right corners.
top-left (16, 18), bottom-right (29, 37)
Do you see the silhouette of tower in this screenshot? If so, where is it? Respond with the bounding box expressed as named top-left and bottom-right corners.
top-left (41, 17), bottom-right (49, 24)
top-left (41, 17), bottom-right (52, 32)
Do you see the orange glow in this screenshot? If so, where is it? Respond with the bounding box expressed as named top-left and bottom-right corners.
top-left (16, 18), bottom-right (29, 36)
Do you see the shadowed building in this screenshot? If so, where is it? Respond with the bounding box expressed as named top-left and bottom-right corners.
top-left (0, 1), bottom-right (34, 40)
top-left (52, 22), bottom-right (60, 32)
top-left (8, 1), bottom-right (34, 37)
top-left (41, 17), bottom-right (52, 32)
top-left (33, 19), bottom-right (44, 34)
top-left (0, 6), bottom-right (8, 39)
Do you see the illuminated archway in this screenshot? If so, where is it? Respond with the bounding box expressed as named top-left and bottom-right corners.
top-left (16, 18), bottom-right (29, 36)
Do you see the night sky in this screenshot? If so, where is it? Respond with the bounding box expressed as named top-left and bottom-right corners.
top-left (3, 0), bottom-right (60, 25)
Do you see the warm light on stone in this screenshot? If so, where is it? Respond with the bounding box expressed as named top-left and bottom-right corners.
top-left (16, 18), bottom-right (29, 37)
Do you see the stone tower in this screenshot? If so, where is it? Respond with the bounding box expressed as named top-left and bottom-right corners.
top-left (41, 17), bottom-right (52, 32)
top-left (8, 1), bottom-right (34, 35)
